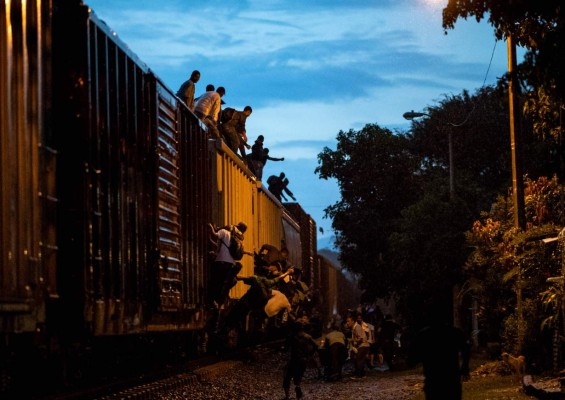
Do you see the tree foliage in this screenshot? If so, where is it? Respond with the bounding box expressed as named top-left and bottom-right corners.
top-left (443, 1), bottom-right (565, 177)
top-left (465, 175), bottom-right (564, 358)
top-left (316, 84), bottom-right (562, 345)
top-left (315, 124), bottom-right (419, 297)
top-left (442, 0), bottom-right (563, 50)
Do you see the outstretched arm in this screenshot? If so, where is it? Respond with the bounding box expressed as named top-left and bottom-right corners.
top-left (267, 156), bottom-right (284, 162)
top-left (274, 267), bottom-right (294, 282)
top-left (208, 223), bottom-right (219, 237)
top-left (283, 187), bottom-right (296, 201)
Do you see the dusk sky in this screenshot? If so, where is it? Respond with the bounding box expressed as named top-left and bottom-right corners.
top-left (85, 0), bottom-right (525, 245)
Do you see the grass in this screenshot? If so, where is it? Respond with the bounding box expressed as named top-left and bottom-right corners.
top-left (409, 352), bottom-right (538, 400)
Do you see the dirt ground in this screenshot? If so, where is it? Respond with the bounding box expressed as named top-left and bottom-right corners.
top-left (155, 346), bottom-right (532, 400)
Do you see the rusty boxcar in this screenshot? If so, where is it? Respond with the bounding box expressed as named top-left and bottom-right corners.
top-left (0, 0), bottom-right (358, 397)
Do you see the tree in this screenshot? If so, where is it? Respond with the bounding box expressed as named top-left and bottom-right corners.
top-left (442, 0), bottom-right (565, 177)
top-left (465, 175), bottom-right (564, 360)
top-left (315, 124), bottom-right (419, 297)
top-left (443, 1), bottom-right (563, 50)
top-left (389, 192), bottom-right (471, 335)
top-left (409, 87), bottom-right (513, 214)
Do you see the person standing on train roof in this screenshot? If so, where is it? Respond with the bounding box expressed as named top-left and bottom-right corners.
top-left (194, 86), bottom-right (225, 140)
top-left (208, 221), bottom-right (252, 308)
top-left (249, 136), bottom-right (284, 181)
top-left (248, 135), bottom-right (285, 181)
top-left (175, 69), bottom-right (200, 110)
top-left (248, 134), bottom-right (265, 177)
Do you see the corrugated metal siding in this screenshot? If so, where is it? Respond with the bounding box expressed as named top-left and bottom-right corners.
top-left (281, 212), bottom-right (301, 268)
top-left (318, 255), bottom-right (338, 324)
top-left (52, 4), bottom-right (153, 335)
top-left (210, 141), bottom-right (255, 299)
top-left (52, 2), bottom-right (209, 334)
top-left (155, 83), bottom-right (183, 312)
top-left (255, 185), bottom-right (285, 251)
top-left (178, 99), bottom-right (210, 312)
top-left (208, 144), bottom-right (305, 301)
top-left (284, 203), bottom-right (317, 287)
top-left (0, 0), bottom-right (53, 331)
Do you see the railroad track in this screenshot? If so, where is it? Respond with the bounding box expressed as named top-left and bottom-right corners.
top-left (36, 340), bottom-right (285, 400)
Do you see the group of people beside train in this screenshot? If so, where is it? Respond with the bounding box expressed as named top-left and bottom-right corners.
top-left (276, 305), bottom-right (402, 399)
top-left (207, 221), bottom-right (312, 335)
top-left (176, 69), bottom-right (290, 190)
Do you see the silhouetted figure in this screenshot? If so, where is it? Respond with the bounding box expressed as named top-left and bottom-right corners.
top-left (267, 172), bottom-right (296, 202)
top-left (220, 106), bottom-right (252, 158)
top-left (378, 314), bottom-right (400, 370)
top-left (410, 303), bottom-right (471, 400)
top-left (282, 319), bottom-right (318, 400)
top-left (176, 70), bottom-right (200, 110)
top-left (218, 268), bottom-right (293, 332)
top-left (249, 135), bottom-right (284, 180)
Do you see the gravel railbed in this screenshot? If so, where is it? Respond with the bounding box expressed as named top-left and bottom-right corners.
top-left (155, 346), bottom-right (424, 400)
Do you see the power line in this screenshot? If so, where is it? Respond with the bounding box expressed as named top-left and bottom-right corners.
top-left (446, 39), bottom-right (499, 128)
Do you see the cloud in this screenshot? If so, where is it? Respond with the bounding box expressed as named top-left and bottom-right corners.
top-left (84, 0), bottom-right (515, 241)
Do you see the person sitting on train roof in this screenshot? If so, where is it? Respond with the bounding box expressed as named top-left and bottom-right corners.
top-left (194, 86), bottom-right (225, 140)
top-left (267, 172), bottom-right (296, 202)
top-left (175, 69), bottom-right (200, 110)
top-left (219, 105), bottom-right (253, 159)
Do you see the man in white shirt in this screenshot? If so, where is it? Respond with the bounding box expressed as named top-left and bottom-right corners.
top-left (346, 313), bottom-right (370, 378)
top-left (208, 221), bottom-right (247, 307)
top-left (194, 86), bottom-right (225, 139)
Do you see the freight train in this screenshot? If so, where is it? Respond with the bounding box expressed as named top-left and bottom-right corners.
top-left (0, 0), bottom-right (360, 397)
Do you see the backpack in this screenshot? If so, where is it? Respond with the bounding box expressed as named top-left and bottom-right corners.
top-left (228, 226), bottom-right (245, 260)
top-left (220, 107), bottom-right (236, 124)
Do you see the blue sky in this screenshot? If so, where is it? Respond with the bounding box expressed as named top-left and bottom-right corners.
top-left (85, 0), bottom-right (523, 244)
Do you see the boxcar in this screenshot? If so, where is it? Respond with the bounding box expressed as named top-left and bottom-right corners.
top-left (1, 0), bottom-right (318, 396)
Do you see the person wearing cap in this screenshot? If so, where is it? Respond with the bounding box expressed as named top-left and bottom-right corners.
top-left (208, 221), bottom-right (252, 308)
top-left (175, 70), bottom-right (200, 110)
top-left (194, 86), bottom-right (226, 139)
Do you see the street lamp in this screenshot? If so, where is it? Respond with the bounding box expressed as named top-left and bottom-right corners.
top-left (403, 110), bottom-right (471, 336)
top-left (403, 110), bottom-right (454, 200)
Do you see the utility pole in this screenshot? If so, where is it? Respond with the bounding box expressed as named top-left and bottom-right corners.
top-left (507, 34), bottom-right (526, 230)
top-left (507, 33), bottom-right (526, 354)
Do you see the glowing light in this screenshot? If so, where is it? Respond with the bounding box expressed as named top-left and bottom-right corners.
top-left (423, 0), bottom-right (446, 6)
